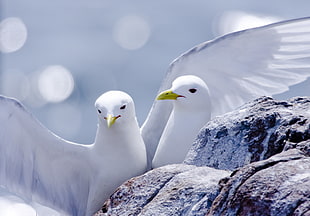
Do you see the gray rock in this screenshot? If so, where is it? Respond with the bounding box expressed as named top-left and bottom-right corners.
top-left (95, 164), bottom-right (230, 216)
top-left (185, 96), bottom-right (310, 170)
top-left (208, 147), bottom-right (310, 216)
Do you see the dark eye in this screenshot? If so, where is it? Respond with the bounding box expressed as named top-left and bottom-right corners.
top-left (97, 109), bottom-right (101, 114)
top-left (120, 105), bottom-right (126, 110)
top-left (189, 88), bottom-right (197, 93)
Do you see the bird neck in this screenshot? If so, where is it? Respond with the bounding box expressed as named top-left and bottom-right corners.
top-left (172, 106), bottom-right (211, 127)
top-left (92, 118), bottom-right (141, 152)
top-left (171, 100), bottom-right (212, 134)
top-left (174, 103), bottom-right (211, 117)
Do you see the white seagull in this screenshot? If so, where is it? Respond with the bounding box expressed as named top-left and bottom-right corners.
top-left (0, 91), bottom-right (147, 216)
top-left (151, 75), bottom-right (211, 168)
top-left (141, 17), bottom-right (310, 168)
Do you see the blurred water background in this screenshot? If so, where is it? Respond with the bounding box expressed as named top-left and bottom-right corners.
top-left (1, 0), bottom-right (310, 143)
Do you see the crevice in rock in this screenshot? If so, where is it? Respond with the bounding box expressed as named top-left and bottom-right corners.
top-left (143, 175), bottom-right (175, 206)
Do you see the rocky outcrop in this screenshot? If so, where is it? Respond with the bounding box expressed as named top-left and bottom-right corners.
top-left (208, 148), bottom-right (310, 216)
top-left (95, 96), bottom-right (310, 216)
top-left (185, 96), bottom-right (310, 170)
top-left (96, 164), bottom-right (230, 215)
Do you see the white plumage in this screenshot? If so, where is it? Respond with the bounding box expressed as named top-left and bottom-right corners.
top-left (0, 91), bottom-right (147, 216)
top-left (141, 17), bottom-right (310, 168)
top-left (152, 75), bottom-right (211, 168)
top-left (1, 16), bottom-right (310, 214)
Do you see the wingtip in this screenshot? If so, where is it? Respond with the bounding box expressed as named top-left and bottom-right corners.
top-left (0, 95), bottom-right (26, 111)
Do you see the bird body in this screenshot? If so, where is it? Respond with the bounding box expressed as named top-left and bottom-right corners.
top-left (152, 107), bottom-right (210, 168)
top-left (0, 91), bottom-right (147, 216)
top-left (152, 75), bottom-right (211, 168)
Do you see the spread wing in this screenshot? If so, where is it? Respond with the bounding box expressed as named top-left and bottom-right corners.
top-left (141, 17), bottom-right (310, 167)
top-left (0, 96), bottom-right (91, 215)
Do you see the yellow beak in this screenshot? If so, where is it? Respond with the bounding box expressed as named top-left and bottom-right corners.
top-left (105, 114), bottom-right (120, 128)
top-left (156, 90), bottom-right (183, 100)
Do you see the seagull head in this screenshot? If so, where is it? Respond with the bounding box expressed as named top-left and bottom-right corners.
top-left (95, 91), bottom-right (136, 128)
top-left (157, 75), bottom-right (211, 111)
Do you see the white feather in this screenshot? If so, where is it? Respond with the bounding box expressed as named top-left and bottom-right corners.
top-left (141, 17), bottom-right (310, 168)
top-left (0, 91), bottom-right (147, 216)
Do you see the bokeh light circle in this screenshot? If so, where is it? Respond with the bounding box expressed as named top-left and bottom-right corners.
top-left (0, 17), bottom-right (27, 53)
top-left (38, 65), bottom-right (75, 103)
top-left (113, 15), bottom-right (151, 50)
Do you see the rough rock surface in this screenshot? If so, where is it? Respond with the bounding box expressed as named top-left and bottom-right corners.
top-left (185, 96), bottom-right (310, 170)
top-left (94, 96), bottom-right (310, 216)
top-left (95, 164), bottom-right (230, 216)
top-left (208, 148), bottom-right (310, 216)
